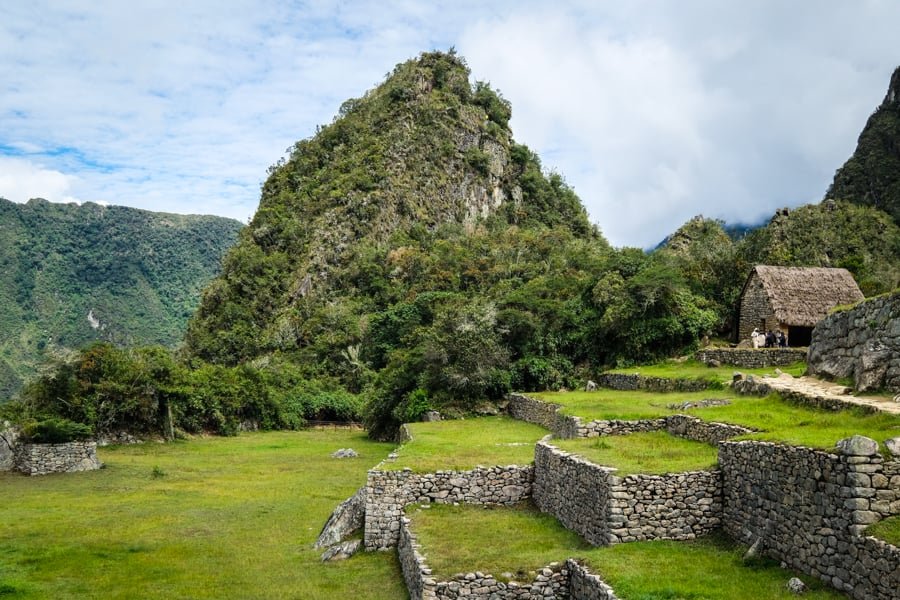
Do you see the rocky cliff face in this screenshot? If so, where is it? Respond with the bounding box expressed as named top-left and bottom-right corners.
top-left (825, 66), bottom-right (900, 225)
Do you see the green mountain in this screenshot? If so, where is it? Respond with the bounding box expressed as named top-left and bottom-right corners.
top-left (825, 66), bottom-right (900, 224)
top-left (0, 198), bottom-right (243, 398)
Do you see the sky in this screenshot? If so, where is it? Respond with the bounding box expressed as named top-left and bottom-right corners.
top-left (1, 1), bottom-right (898, 247)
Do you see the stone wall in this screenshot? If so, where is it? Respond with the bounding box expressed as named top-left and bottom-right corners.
top-left (719, 438), bottom-right (900, 600)
top-left (533, 442), bottom-right (721, 546)
top-left (14, 441), bottom-right (102, 475)
top-left (807, 291), bottom-right (900, 392)
top-left (365, 465), bottom-right (533, 550)
top-left (508, 394), bottom-right (751, 443)
top-left (399, 515), bottom-right (617, 600)
top-left (738, 272), bottom-right (778, 342)
top-left (696, 348), bottom-right (807, 368)
top-left (595, 373), bottom-right (713, 392)
top-left (0, 423), bottom-right (19, 471)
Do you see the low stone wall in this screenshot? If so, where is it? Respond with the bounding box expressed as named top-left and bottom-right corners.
top-left (696, 348), bottom-right (807, 368)
top-left (365, 465), bottom-right (534, 550)
top-left (720, 438), bottom-right (900, 600)
top-left (399, 515), bottom-right (617, 600)
top-left (533, 442), bottom-right (721, 546)
top-left (508, 394), bottom-right (751, 443)
top-left (663, 414), bottom-right (752, 444)
top-left (14, 441), bottom-right (102, 475)
top-left (507, 393), bottom-right (568, 433)
top-left (596, 373), bottom-right (713, 392)
top-left (808, 291), bottom-right (900, 393)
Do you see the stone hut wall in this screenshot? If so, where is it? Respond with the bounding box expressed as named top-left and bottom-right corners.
top-left (719, 439), bottom-right (900, 600)
top-left (533, 442), bottom-right (721, 546)
top-left (738, 272), bottom-right (779, 342)
top-left (14, 441), bottom-right (101, 475)
top-left (807, 292), bottom-right (900, 393)
top-left (595, 373), bottom-right (712, 392)
top-left (364, 465), bottom-right (533, 550)
top-left (695, 348), bottom-right (807, 368)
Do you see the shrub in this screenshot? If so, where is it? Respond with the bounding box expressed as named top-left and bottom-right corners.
top-left (21, 418), bottom-right (93, 444)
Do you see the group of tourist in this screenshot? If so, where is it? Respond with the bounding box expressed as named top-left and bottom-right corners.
top-left (751, 327), bottom-right (787, 348)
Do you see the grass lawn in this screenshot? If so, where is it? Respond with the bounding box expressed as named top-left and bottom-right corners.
top-left (536, 390), bottom-right (900, 451)
top-left (0, 430), bottom-right (406, 600)
top-left (554, 431), bottom-right (719, 475)
top-left (385, 416), bottom-right (548, 472)
top-left (868, 515), bottom-right (900, 546)
top-left (607, 359), bottom-right (807, 384)
top-left (408, 503), bottom-right (843, 599)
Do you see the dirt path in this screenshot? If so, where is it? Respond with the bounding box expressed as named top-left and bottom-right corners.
top-left (756, 373), bottom-right (900, 416)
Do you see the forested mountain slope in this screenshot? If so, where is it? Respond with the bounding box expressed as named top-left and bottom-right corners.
top-left (0, 198), bottom-right (243, 398)
top-left (826, 66), bottom-right (900, 224)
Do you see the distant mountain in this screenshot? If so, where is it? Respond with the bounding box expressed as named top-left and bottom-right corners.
top-left (0, 198), bottom-right (243, 398)
top-left (825, 66), bottom-right (900, 224)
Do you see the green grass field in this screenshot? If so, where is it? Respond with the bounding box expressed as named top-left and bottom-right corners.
top-left (384, 416), bottom-right (548, 472)
top-left (868, 515), bottom-right (900, 546)
top-left (554, 431), bottom-right (719, 475)
top-left (606, 359), bottom-right (807, 383)
top-left (408, 503), bottom-right (843, 599)
top-left (0, 430), bottom-right (406, 600)
top-left (536, 390), bottom-right (900, 450)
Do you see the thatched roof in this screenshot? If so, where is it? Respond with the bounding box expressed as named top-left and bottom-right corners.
top-left (749, 266), bottom-right (864, 327)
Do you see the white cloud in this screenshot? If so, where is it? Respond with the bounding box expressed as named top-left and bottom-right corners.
top-left (1, 1), bottom-right (899, 244)
top-left (0, 157), bottom-right (81, 204)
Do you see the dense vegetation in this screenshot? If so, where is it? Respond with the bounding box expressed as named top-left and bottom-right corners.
top-left (6, 54), bottom-right (899, 441)
top-left (826, 66), bottom-right (900, 225)
top-left (0, 198), bottom-right (242, 399)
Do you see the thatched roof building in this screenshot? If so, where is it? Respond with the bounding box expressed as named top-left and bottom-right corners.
top-left (737, 266), bottom-right (864, 346)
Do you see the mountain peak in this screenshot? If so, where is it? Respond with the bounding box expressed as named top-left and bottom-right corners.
top-left (883, 65), bottom-right (900, 107)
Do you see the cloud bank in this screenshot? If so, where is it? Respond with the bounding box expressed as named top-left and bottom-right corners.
top-left (1, 1), bottom-right (898, 245)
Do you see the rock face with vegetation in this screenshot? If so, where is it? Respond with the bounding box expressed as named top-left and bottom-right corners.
top-left (0, 198), bottom-right (243, 398)
top-left (826, 66), bottom-right (900, 225)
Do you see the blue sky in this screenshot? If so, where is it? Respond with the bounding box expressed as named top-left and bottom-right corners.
top-left (1, 0), bottom-right (898, 246)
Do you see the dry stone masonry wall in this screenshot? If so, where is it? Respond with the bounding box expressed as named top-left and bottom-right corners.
top-left (533, 441), bottom-right (721, 546)
top-left (399, 515), bottom-right (617, 600)
top-left (14, 442), bottom-right (102, 475)
top-left (808, 291), bottom-right (900, 392)
top-left (365, 465), bottom-right (533, 549)
top-left (696, 348), bottom-right (807, 368)
top-left (719, 438), bottom-right (900, 600)
top-left (595, 373), bottom-right (712, 392)
top-left (507, 394), bottom-right (751, 443)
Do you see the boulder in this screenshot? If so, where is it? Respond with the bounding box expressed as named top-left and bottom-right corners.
top-left (315, 486), bottom-right (366, 548)
top-left (320, 539), bottom-right (362, 562)
top-left (331, 448), bottom-right (358, 459)
top-left (836, 435), bottom-right (879, 457)
top-left (884, 437), bottom-right (900, 458)
top-left (0, 423), bottom-right (19, 471)
top-left (585, 380), bottom-right (597, 392)
top-left (787, 577), bottom-right (807, 594)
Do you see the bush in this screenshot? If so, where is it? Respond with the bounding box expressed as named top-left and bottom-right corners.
top-left (21, 418), bottom-right (93, 444)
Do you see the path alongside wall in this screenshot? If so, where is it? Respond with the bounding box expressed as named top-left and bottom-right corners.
top-left (720, 438), bottom-right (900, 600)
top-left (696, 348), bottom-right (807, 368)
top-left (808, 291), bottom-right (900, 393)
top-left (733, 374), bottom-right (900, 415)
